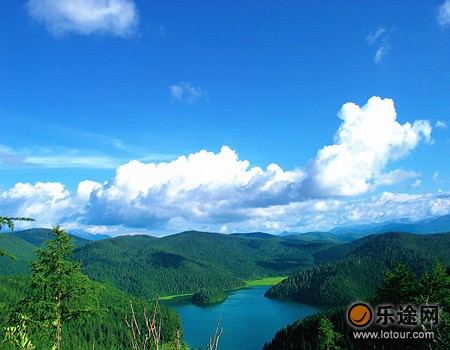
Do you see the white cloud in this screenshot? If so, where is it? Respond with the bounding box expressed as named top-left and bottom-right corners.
top-left (412, 179), bottom-right (421, 188)
top-left (0, 145), bottom-right (25, 166)
top-left (25, 154), bottom-right (119, 168)
top-left (302, 97), bottom-right (431, 197)
top-left (27, 0), bottom-right (138, 37)
top-left (438, 0), bottom-right (450, 27)
top-left (375, 169), bottom-right (421, 186)
top-left (81, 146), bottom-right (305, 227)
top-left (0, 97), bottom-right (436, 235)
top-left (374, 45), bottom-right (389, 65)
top-left (169, 82), bottom-right (206, 104)
top-left (366, 27), bottom-right (390, 65)
top-left (0, 143), bottom-right (140, 169)
top-left (366, 28), bottom-right (386, 45)
top-left (436, 121), bottom-right (447, 129)
top-left (0, 182), bottom-right (75, 227)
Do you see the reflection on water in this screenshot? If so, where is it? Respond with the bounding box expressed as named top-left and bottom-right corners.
top-left (162, 286), bottom-right (323, 350)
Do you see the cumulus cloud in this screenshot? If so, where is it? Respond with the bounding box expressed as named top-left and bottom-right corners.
top-left (169, 82), bottom-right (206, 104)
top-left (0, 97), bottom-right (435, 234)
top-left (81, 146), bottom-right (304, 228)
top-left (366, 28), bottom-right (390, 64)
top-left (302, 97), bottom-right (431, 197)
top-left (27, 0), bottom-right (138, 37)
top-left (1, 182), bottom-right (74, 227)
top-left (438, 0), bottom-right (450, 27)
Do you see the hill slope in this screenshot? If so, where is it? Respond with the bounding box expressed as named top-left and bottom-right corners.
top-left (73, 230), bottom-right (337, 298)
top-left (0, 228), bottom-right (89, 275)
top-left (265, 232), bottom-right (450, 305)
top-left (0, 275), bottom-right (182, 350)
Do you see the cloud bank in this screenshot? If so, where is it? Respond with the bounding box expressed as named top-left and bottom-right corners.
top-left (1, 97), bottom-right (436, 235)
top-left (27, 0), bottom-right (138, 37)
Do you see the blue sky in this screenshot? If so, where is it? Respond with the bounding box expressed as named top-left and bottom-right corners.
top-left (1, 0), bottom-right (450, 236)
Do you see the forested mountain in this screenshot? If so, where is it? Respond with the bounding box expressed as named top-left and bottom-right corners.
top-left (264, 261), bottom-right (450, 350)
top-left (0, 229), bottom-right (88, 275)
top-left (265, 232), bottom-right (450, 305)
top-left (0, 276), bottom-right (182, 350)
top-left (13, 228), bottom-right (89, 247)
top-left (73, 230), bottom-right (337, 298)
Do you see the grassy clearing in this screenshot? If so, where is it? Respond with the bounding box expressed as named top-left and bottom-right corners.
top-left (159, 276), bottom-right (287, 301)
top-left (244, 276), bottom-right (288, 287)
top-left (158, 293), bottom-right (193, 301)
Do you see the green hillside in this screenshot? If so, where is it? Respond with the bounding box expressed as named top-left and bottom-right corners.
top-left (264, 261), bottom-right (450, 350)
top-left (0, 228), bottom-right (89, 275)
top-left (265, 232), bottom-right (450, 305)
top-left (13, 228), bottom-right (89, 247)
top-left (0, 276), bottom-right (182, 350)
top-left (73, 230), bottom-right (337, 298)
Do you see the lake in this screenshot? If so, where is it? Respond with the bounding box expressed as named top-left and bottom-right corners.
top-left (162, 286), bottom-right (323, 350)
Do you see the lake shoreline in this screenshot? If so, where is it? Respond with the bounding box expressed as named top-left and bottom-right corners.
top-left (159, 275), bottom-right (288, 301)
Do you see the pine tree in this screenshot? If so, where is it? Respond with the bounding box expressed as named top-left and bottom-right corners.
top-left (317, 317), bottom-right (341, 349)
top-left (21, 225), bottom-right (97, 350)
top-left (375, 262), bottom-right (419, 304)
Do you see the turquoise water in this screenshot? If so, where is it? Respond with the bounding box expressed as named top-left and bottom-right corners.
top-left (162, 286), bottom-right (323, 350)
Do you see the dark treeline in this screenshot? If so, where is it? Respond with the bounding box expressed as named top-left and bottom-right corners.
top-left (265, 232), bottom-right (450, 305)
top-left (264, 261), bottom-right (450, 349)
top-left (191, 289), bottom-right (228, 305)
top-left (72, 231), bottom-right (336, 298)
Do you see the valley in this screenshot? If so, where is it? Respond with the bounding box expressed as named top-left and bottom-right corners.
top-left (1, 226), bottom-right (449, 349)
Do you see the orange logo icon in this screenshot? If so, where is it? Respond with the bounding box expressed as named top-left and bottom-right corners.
top-left (347, 303), bottom-right (372, 328)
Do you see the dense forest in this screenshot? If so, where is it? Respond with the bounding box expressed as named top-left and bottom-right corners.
top-left (191, 289), bottom-right (228, 305)
top-left (264, 261), bottom-right (450, 349)
top-left (2, 223), bottom-right (450, 349)
top-left (0, 276), bottom-right (182, 350)
top-left (0, 225), bottom-right (184, 350)
top-left (71, 230), bottom-right (337, 298)
top-left (265, 232), bottom-right (450, 305)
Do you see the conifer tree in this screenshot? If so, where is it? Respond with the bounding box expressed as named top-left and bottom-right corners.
top-left (21, 225), bottom-right (97, 350)
top-left (317, 317), bottom-right (341, 350)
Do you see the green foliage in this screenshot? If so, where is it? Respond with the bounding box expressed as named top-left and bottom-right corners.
top-left (0, 217), bottom-right (35, 233)
top-left (73, 231), bottom-right (335, 298)
top-left (317, 317), bottom-right (341, 350)
top-left (0, 229), bottom-right (90, 276)
top-left (374, 262), bottom-right (420, 304)
top-left (0, 277), bottom-right (183, 349)
top-left (264, 260), bottom-right (450, 350)
top-left (191, 289), bottom-right (227, 305)
top-left (3, 314), bottom-right (35, 350)
top-left (266, 232), bottom-right (450, 305)
top-left (13, 228), bottom-right (88, 248)
top-left (0, 217), bottom-right (35, 258)
top-left (13, 226), bottom-right (97, 350)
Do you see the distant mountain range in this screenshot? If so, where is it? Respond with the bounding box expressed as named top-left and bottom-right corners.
top-left (329, 214), bottom-right (450, 235)
top-left (280, 214), bottom-right (450, 240)
top-left (68, 230), bottom-right (111, 241)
